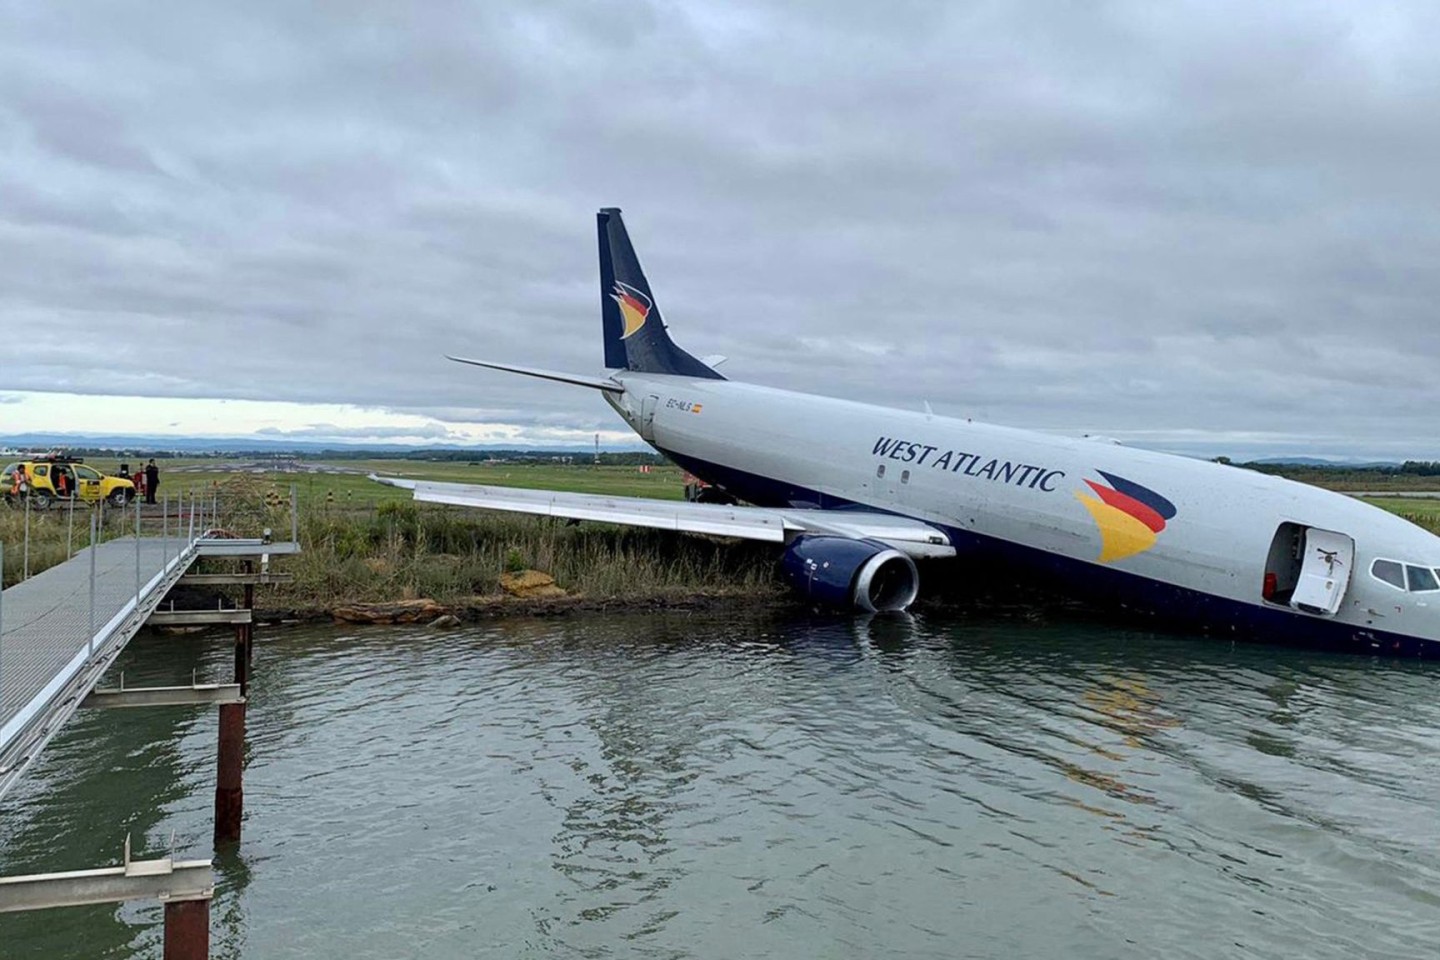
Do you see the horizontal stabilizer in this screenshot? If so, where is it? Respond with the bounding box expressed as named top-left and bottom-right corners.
top-left (445, 356), bottom-right (624, 392)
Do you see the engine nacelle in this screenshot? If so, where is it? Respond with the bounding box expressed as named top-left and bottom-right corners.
top-left (780, 535), bottom-right (920, 612)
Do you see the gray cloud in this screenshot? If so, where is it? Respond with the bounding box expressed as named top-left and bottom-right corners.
top-left (2, 1), bottom-right (1439, 458)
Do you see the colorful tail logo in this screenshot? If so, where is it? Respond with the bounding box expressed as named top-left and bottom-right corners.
top-left (611, 281), bottom-right (651, 339)
top-left (1076, 471), bottom-right (1177, 563)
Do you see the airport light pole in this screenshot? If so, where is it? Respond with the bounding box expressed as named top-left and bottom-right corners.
top-left (87, 510), bottom-right (97, 659)
top-left (21, 494), bottom-right (29, 581)
top-left (135, 500), bottom-right (142, 606)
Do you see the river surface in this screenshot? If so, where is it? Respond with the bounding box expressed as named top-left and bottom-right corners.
top-left (1, 612), bottom-right (1438, 959)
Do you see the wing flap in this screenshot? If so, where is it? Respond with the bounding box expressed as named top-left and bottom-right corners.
top-left (785, 511), bottom-right (958, 559)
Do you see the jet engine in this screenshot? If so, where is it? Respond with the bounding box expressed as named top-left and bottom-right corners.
top-left (780, 535), bottom-right (920, 612)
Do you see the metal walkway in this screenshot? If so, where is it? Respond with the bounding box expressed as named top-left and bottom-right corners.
top-left (0, 535), bottom-right (196, 800)
top-left (1, 485), bottom-right (301, 954)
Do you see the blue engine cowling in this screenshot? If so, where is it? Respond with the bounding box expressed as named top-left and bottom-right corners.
top-left (779, 535), bottom-right (920, 612)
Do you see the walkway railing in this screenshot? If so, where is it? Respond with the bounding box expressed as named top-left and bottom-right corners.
top-left (0, 487), bottom-right (255, 800)
top-left (0, 483), bottom-right (300, 959)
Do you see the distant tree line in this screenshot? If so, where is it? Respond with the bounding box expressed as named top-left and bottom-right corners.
top-left (1230, 460), bottom-right (1440, 477)
top-left (41, 446), bottom-right (666, 465)
top-left (388, 449), bottom-right (665, 466)
top-left (1399, 461), bottom-right (1440, 476)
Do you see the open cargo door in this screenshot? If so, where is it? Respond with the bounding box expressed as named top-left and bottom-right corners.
top-left (1289, 528), bottom-right (1354, 616)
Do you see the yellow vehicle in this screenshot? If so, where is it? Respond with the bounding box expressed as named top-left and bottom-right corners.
top-left (1, 456), bottom-right (135, 509)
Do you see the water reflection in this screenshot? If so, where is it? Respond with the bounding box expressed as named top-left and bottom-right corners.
top-left (0, 628), bottom-right (254, 958)
top-left (1, 612), bottom-right (1438, 959)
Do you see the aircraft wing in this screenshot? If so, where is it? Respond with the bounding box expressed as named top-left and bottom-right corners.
top-left (370, 476), bottom-right (956, 559)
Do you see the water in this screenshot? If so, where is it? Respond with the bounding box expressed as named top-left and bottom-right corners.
top-left (2, 612), bottom-right (1439, 959)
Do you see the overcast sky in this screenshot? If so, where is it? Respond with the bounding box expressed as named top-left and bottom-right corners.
top-left (2, 1), bottom-right (1438, 458)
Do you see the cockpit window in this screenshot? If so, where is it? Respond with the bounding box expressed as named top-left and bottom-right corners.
top-left (1405, 565), bottom-right (1439, 593)
top-left (1371, 559), bottom-right (1405, 590)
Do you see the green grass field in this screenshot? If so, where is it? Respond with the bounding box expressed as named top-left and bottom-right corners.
top-left (1364, 497), bottom-right (1440, 533)
top-left (147, 459), bottom-right (689, 509)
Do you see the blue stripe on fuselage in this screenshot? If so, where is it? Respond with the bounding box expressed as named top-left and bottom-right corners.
top-left (660, 447), bottom-right (1439, 658)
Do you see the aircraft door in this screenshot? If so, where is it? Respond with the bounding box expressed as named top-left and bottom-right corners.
top-left (640, 395), bottom-right (659, 442)
top-left (1289, 528), bottom-right (1354, 616)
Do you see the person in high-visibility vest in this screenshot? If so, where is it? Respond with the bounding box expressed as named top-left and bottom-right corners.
top-left (11, 463), bottom-right (29, 500)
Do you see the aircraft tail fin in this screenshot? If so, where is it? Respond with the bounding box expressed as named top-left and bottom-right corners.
top-left (598, 208), bottom-right (725, 380)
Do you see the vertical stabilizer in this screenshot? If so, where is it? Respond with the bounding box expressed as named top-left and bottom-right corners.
top-left (598, 208), bottom-right (725, 379)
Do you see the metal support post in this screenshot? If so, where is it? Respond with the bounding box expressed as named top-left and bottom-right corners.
top-left (215, 702), bottom-right (245, 845)
top-left (290, 484), bottom-right (298, 545)
top-left (87, 510), bottom-right (98, 658)
top-left (164, 897), bottom-right (210, 960)
top-left (162, 492), bottom-right (169, 553)
top-left (234, 621), bottom-right (247, 698)
top-left (66, 493), bottom-right (75, 560)
top-left (135, 500), bottom-right (142, 607)
top-left (239, 559), bottom-right (255, 695)
top-left (22, 494), bottom-right (30, 581)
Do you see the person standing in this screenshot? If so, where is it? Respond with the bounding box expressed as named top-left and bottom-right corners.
top-left (144, 459), bottom-right (159, 505)
top-left (8, 463), bottom-right (27, 503)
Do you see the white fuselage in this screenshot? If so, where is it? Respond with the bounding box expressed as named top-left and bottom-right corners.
top-left (608, 372), bottom-right (1440, 648)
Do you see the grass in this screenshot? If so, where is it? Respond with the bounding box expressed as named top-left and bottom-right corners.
top-left (281, 501), bottom-right (781, 610)
top-left (157, 458), bottom-right (688, 509)
top-left (1271, 473), bottom-right (1440, 493)
top-left (0, 498), bottom-right (148, 586)
top-left (1363, 498), bottom-right (1440, 534)
top-left (196, 471), bottom-right (778, 610)
top-left (1, 468), bottom-right (779, 608)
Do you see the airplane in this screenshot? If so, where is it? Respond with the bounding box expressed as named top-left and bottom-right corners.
top-left (376, 208), bottom-right (1440, 657)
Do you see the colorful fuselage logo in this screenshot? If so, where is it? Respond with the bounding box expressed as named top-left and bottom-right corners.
top-left (610, 281), bottom-right (651, 339)
top-left (1076, 471), bottom-right (1177, 563)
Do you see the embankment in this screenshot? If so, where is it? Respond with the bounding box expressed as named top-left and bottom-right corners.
top-left (234, 498), bottom-right (789, 621)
